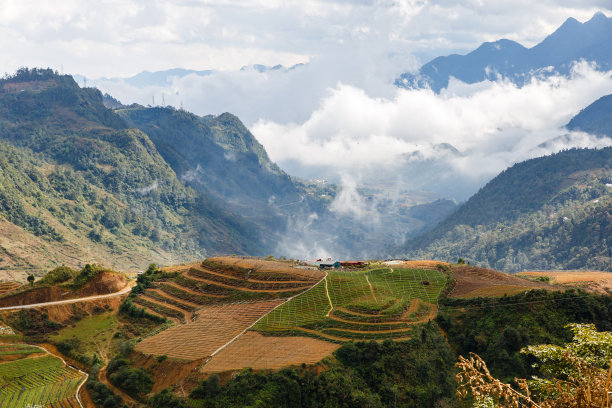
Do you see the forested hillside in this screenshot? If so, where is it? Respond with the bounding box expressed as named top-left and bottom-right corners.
top-left (398, 147), bottom-right (612, 271)
top-left (0, 68), bottom-right (264, 279)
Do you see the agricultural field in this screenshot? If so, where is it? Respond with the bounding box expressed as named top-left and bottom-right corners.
top-left (254, 267), bottom-right (447, 342)
top-left (450, 266), bottom-right (559, 298)
top-left (135, 300), bottom-right (283, 360)
top-left (132, 258), bottom-right (324, 323)
top-left (0, 282), bottom-right (21, 296)
top-left (518, 270), bottom-right (612, 295)
top-left (0, 353), bottom-right (85, 407)
top-left (202, 331), bottom-right (340, 373)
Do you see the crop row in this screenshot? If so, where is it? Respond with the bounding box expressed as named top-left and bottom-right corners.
top-left (144, 290), bottom-right (198, 312)
top-left (132, 297), bottom-right (186, 322)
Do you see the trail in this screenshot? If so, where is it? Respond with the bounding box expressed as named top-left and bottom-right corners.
top-left (32, 344), bottom-right (88, 408)
top-left (200, 272), bottom-right (329, 369)
top-left (365, 275), bottom-right (378, 304)
top-left (0, 281), bottom-right (135, 311)
top-left (324, 274), bottom-right (333, 317)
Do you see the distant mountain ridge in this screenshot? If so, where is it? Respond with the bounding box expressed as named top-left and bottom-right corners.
top-left (567, 93), bottom-right (612, 138)
top-left (0, 68), bottom-right (265, 278)
top-left (397, 147), bottom-right (612, 272)
top-left (396, 12), bottom-right (612, 92)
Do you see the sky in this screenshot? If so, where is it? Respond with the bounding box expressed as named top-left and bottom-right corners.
top-left (2, 0), bottom-right (612, 200)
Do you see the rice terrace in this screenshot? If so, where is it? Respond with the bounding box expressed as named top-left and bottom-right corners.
top-left (0, 343), bottom-right (86, 407)
top-left (132, 257), bottom-right (449, 374)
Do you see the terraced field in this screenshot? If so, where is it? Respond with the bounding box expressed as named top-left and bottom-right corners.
top-left (132, 259), bottom-right (324, 323)
top-left (254, 267), bottom-right (447, 342)
top-left (134, 258), bottom-right (325, 361)
top-left (0, 282), bottom-right (21, 296)
top-left (135, 300), bottom-right (283, 360)
top-left (0, 353), bottom-right (84, 407)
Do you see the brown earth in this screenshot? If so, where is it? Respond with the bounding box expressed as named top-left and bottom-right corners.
top-left (450, 266), bottom-right (558, 298)
top-left (519, 271), bottom-right (612, 295)
top-left (0, 271), bottom-right (128, 307)
top-left (206, 257), bottom-right (325, 280)
top-left (201, 331), bottom-right (340, 373)
top-left (387, 260), bottom-right (450, 269)
top-left (131, 352), bottom-right (208, 395)
top-left (135, 300), bottom-right (283, 360)
top-left (39, 296), bottom-right (123, 324)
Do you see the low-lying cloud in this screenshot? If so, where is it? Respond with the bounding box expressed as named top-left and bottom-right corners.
top-left (252, 62), bottom-right (612, 200)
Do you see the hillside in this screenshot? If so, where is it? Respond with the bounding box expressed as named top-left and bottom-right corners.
top-left (116, 105), bottom-right (304, 233)
top-left (567, 93), bottom-right (612, 137)
top-left (397, 147), bottom-right (612, 272)
top-left (0, 68), bottom-right (264, 280)
top-left (396, 12), bottom-right (612, 91)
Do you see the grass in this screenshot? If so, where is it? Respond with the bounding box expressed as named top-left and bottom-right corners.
top-left (0, 354), bottom-right (84, 407)
top-left (50, 312), bottom-right (118, 356)
top-left (255, 267), bottom-right (446, 341)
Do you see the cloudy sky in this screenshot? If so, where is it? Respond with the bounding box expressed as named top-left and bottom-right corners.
top-left (2, 0), bottom-right (612, 200)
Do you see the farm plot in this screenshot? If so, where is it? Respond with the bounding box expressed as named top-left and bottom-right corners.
top-left (0, 354), bottom-right (84, 408)
top-left (135, 258), bottom-right (323, 323)
top-left (0, 282), bottom-right (21, 296)
top-left (255, 267), bottom-right (446, 342)
top-left (135, 300), bottom-right (283, 360)
top-left (202, 331), bottom-right (340, 373)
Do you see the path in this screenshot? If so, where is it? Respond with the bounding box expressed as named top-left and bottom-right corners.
top-left (365, 275), bottom-right (378, 303)
top-left (0, 281), bottom-right (135, 311)
top-left (32, 344), bottom-right (88, 408)
top-left (324, 274), bottom-right (333, 317)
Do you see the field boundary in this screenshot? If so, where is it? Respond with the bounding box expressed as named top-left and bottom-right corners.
top-left (203, 271), bottom-right (329, 366)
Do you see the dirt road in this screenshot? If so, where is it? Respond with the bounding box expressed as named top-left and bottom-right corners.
top-left (0, 281), bottom-right (135, 311)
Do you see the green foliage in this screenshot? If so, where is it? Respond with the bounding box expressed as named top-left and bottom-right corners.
top-left (107, 357), bottom-right (153, 397)
top-left (9, 309), bottom-right (63, 340)
top-left (150, 388), bottom-right (189, 408)
top-left (187, 326), bottom-right (455, 408)
top-left (39, 266), bottom-right (78, 285)
top-left (86, 379), bottom-right (123, 408)
top-left (437, 289), bottom-right (612, 382)
top-left (403, 147), bottom-right (612, 271)
top-left (119, 298), bottom-right (167, 324)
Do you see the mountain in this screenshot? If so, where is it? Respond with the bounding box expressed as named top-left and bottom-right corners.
top-left (396, 12), bottom-right (612, 92)
top-left (396, 147), bottom-right (612, 272)
top-left (0, 68), bottom-right (264, 279)
top-left (116, 106), bottom-right (304, 232)
top-left (567, 93), bottom-right (612, 137)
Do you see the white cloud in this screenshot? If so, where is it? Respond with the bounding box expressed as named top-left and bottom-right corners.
top-left (252, 63), bottom-right (612, 199)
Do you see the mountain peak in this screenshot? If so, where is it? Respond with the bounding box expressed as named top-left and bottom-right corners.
top-left (588, 11), bottom-right (608, 23)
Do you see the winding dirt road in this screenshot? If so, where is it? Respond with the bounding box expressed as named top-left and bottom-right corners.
top-left (0, 281), bottom-right (135, 311)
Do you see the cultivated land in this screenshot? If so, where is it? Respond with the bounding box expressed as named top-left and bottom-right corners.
top-left (254, 266), bottom-right (447, 342)
top-left (449, 265), bottom-right (558, 298)
top-left (134, 258), bottom-right (328, 367)
top-left (0, 351), bottom-right (84, 407)
top-left (518, 270), bottom-right (612, 295)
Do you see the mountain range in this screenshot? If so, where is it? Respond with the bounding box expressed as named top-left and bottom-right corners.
top-left (396, 12), bottom-right (612, 92)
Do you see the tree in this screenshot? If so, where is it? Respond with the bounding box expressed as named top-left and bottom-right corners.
top-left (456, 323), bottom-right (612, 407)
top-left (27, 274), bottom-right (35, 286)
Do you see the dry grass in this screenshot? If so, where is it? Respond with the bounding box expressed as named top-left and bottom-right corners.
top-left (387, 260), bottom-right (450, 270)
top-left (201, 331), bottom-right (339, 373)
top-left (519, 271), bottom-right (612, 295)
top-left (450, 266), bottom-right (558, 298)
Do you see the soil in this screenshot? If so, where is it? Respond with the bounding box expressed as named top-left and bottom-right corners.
top-left (135, 300), bottom-right (283, 360)
top-left (201, 331), bottom-right (340, 374)
top-left (0, 271), bottom-right (128, 308)
top-left (450, 266), bottom-right (558, 298)
top-left (519, 271), bottom-right (612, 295)
top-left (131, 352), bottom-right (207, 395)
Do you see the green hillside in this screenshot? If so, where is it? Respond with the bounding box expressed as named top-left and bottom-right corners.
top-left (398, 147), bottom-right (612, 271)
top-left (0, 68), bottom-right (264, 278)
